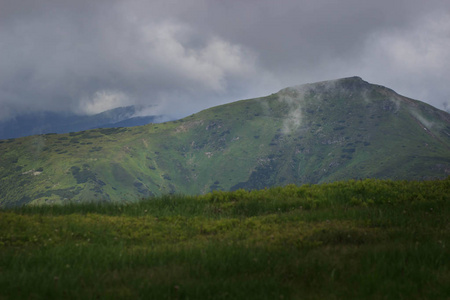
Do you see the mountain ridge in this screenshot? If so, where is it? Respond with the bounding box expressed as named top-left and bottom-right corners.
top-left (1, 76), bottom-right (449, 207)
top-left (0, 105), bottom-right (164, 139)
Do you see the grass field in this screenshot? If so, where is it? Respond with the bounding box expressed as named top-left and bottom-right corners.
top-left (1, 178), bottom-right (449, 299)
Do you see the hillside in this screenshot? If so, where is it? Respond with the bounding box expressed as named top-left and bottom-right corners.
top-left (0, 76), bottom-right (449, 207)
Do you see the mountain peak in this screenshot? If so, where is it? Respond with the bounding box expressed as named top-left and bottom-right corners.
top-left (336, 75), bottom-right (364, 82)
top-left (332, 76), bottom-right (372, 91)
top-left (320, 76), bottom-right (365, 84)
top-left (307, 76), bottom-right (370, 90)
top-left (278, 76), bottom-right (375, 99)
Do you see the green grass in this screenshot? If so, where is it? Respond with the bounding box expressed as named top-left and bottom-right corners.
top-left (1, 178), bottom-right (449, 299)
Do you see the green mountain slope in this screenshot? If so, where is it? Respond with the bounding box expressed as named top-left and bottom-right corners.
top-left (1, 77), bottom-right (449, 207)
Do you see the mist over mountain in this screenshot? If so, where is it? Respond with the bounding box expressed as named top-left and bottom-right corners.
top-left (0, 106), bottom-right (164, 139)
top-left (1, 77), bottom-right (449, 207)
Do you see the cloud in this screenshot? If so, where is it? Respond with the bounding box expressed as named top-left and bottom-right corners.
top-left (0, 0), bottom-right (449, 122)
top-left (0, 1), bottom-right (271, 121)
top-left (134, 21), bottom-right (258, 92)
top-left (356, 11), bottom-right (450, 110)
top-left (79, 90), bottom-right (131, 115)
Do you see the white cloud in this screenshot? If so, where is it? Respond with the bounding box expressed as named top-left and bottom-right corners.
top-left (79, 90), bottom-right (131, 115)
top-left (358, 12), bottom-right (450, 109)
top-left (369, 13), bottom-right (450, 74)
top-left (136, 21), bottom-right (260, 92)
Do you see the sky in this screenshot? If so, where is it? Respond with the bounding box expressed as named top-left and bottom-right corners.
top-left (1, 0), bottom-right (449, 121)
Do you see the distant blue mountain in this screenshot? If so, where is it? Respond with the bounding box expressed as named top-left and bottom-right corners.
top-left (0, 106), bottom-right (163, 139)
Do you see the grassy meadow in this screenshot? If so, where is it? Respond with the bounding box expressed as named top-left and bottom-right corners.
top-left (1, 178), bottom-right (449, 299)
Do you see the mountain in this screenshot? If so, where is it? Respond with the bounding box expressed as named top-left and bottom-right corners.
top-left (1, 77), bottom-right (449, 207)
top-left (0, 106), bottom-right (162, 139)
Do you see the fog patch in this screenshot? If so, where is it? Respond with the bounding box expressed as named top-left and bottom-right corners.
top-left (31, 135), bottom-right (46, 159)
top-left (278, 87), bottom-right (307, 135)
top-left (282, 104), bottom-right (303, 135)
top-left (132, 104), bottom-right (174, 123)
top-left (388, 97), bottom-right (402, 113)
top-left (78, 90), bottom-right (132, 115)
top-left (410, 110), bottom-right (434, 129)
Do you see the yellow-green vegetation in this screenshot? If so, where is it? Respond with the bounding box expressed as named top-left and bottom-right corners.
top-left (1, 178), bottom-right (449, 299)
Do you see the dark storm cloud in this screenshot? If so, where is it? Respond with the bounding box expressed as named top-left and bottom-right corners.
top-left (0, 0), bottom-right (270, 120)
top-left (1, 0), bottom-right (449, 121)
top-left (188, 0), bottom-right (450, 107)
